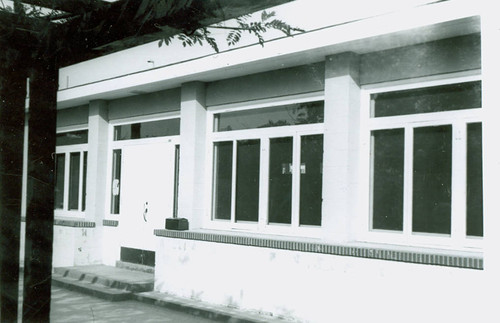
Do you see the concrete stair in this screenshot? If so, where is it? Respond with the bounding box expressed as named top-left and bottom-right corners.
top-left (52, 265), bottom-right (290, 322)
top-left (52, 265), bottom-right (154, 301)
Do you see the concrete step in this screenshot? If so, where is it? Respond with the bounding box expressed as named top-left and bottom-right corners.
top-left (52, 265), bottom-right (154, 301)
top-left (135, 291), bottom-right (290, 323)
top-left (116, 260), bottom-right (155, 274)
top-left (52, 274), bottom-right (133, 301)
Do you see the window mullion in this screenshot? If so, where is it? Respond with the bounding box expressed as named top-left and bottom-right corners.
top-left (451, 123), bottom-right (467, 241)
top-left (403, 126), bottom-right (413, 237)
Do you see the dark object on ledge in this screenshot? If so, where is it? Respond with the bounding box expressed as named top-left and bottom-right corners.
top-left (165, 218), bottom-right (189, 231)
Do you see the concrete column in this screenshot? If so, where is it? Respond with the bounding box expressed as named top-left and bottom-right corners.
top-left (480, 5), bottom-right (500, 312)
top-left (178, 82), bottom-right (207, 229)
top-left (82, 100), bottom-right (110, 265)
top-left (86, 100), bottom-right (109, 223)
top-left (322, 52), bottom-right (361, 242)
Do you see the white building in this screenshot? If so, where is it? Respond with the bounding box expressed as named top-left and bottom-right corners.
top-left (46, 1), bottom-right (500, 321)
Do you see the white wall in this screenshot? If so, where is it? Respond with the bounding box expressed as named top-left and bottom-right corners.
top-left (52, 226), bottom-right (100, 267)
top-left (155, 237), bottom-right (486, 323)
top-left (102, 226), bottom-right (120, 266)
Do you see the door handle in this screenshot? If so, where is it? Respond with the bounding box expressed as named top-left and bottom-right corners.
top-left (143, 202), bottom-right (149, 222)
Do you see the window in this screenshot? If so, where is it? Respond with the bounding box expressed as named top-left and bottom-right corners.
top-left (114, 118), bottom-right (180, 140)
top-left (210, 99), bottom-right (324, 232)
top-left (367, 79), bottom-right (483, 243)
top-left (55, 130), bottom-right (88, 213)
top-left (110, 149), bottom-right (121, 214)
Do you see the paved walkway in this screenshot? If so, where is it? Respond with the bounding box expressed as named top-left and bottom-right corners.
top-left (50, 284), bottom-right (216, 323)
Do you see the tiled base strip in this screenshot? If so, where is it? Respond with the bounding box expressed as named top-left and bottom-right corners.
top-left (154, 229), bottom-right (482, 270)
top-left (54, 218), bottom-right (95, 228)
top-left (103, 219), bottom-right (119, 227)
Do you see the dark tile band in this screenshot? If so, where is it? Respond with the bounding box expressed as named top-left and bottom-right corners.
top-left (103, 219), bottom-right (119, 227)
top-left (54, 218), bottom-right (95, 228)
top-left (154, 229), bottom-right (483, 270)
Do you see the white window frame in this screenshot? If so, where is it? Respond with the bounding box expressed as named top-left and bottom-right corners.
top-left (105, 112), bottom-right (181, 218)
top-left (205, 92), bottom-right (325, 237)
top-left (358, 71), bottom-right (483, 250)
top-left (54, 126), bottom-right (88, 218)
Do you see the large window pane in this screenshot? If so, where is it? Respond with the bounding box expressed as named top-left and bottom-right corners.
top-left (56, 130), bottom-right (88, 146)
top-left (114, 118), bottom-right (180, 141)
top-left (215, 101), bottom-right (324, 132)
top-left (212, 142), bottom-right (233, 220)
top-left (82, 152), bottom-right (87, 211)
top-left (110, 149), bottom-right (122, 214)
top-left (373, 81), bottom-right (481, 117)
top-left (173, 145), bottom-right (180, 218)
top-left (54, 154), bottom-right (65, 209)
top-left (467, 123), bottom-right (483, 237)
top-left (268, 137), bottom-right (293, 224)
top-left (412, 125), bottom-right (452, 234)
top-left (235, 140), bottom-right (260, 222)
top-left (372, 129), bottom-right (404, 231)
top-left (68, 152), bottom-right (81, 210)
top-left (299, 135), bottom-right (323, 226)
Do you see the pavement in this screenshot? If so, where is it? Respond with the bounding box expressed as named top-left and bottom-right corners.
top-left (50, 284), bottom-right (217, 323)
top-left (48, 265), bottom-right (289, 323)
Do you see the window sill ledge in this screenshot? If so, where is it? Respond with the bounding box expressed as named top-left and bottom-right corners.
top-left (154, 228), bottom-right (483, 270)
top-left (54, 217), bottom-right (95, 228)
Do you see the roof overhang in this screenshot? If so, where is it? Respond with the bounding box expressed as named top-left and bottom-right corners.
top-left (57, 0), bottom-right (481, 109)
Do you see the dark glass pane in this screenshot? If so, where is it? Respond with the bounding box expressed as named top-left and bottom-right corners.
top-left (213, 142), bottom-right (233, 220)
top-left (173, 145), bottom-right (180, 218)
top-left (114, 118), bottom-right (180, 140)
top-left (82, 152), bottom-right (87, 212)
top-left (467, 123), bottom-right (483, 237)
top-left (235, 140), bottom-right (260, 222)
top-left (54, 154), bottom-right (65, 209)
top-left (110, 149), bottom-right (121, 214)
top-left (268, 137), bottom-right (293, 224)
top-left (373, 81), bottom-right (481, 117)
top-left (68, 152), bottom-right (80, 210)
top-left (372, 129), bottom-right (404, 231)
top-left (216, 101), bottom-right (324, 132)
top-left (413, 125), bottom-right (452, 234)
top-left (299, 135), bottom-right (323, 226)
top-left (56, 130), bottom-right (88, 146)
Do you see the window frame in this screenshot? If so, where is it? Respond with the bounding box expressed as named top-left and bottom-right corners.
top-left (205, 92), bottom-right (325, 237)
top-left (54, 127), bottom-right (88, 217)
top-left (359, 71), bottom-right (483, 250)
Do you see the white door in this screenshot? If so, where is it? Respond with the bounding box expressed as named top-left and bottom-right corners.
top-left (119, 141), bottom-right (176, 252)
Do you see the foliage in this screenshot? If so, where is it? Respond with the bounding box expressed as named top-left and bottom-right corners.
top-left (157, 10), bottom-right (304, 52)
top-left (0, 0), bottom-right (302, 64)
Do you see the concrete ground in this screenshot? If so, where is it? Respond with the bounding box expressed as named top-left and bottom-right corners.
top-left (49, 284), bottom-right (217, 323)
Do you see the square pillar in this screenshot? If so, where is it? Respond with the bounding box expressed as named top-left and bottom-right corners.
top-left (84, 100), bottom-right (109, 264)
top-left (322, 52), bottom-right (361, 242)
top-left (178, 82), bottom-right (207, 229)
top-left (86, 100), bottom-right (109, 223)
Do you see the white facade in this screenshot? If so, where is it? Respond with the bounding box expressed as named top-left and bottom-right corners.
top-left (48, 1), bottom-right (500, 321)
